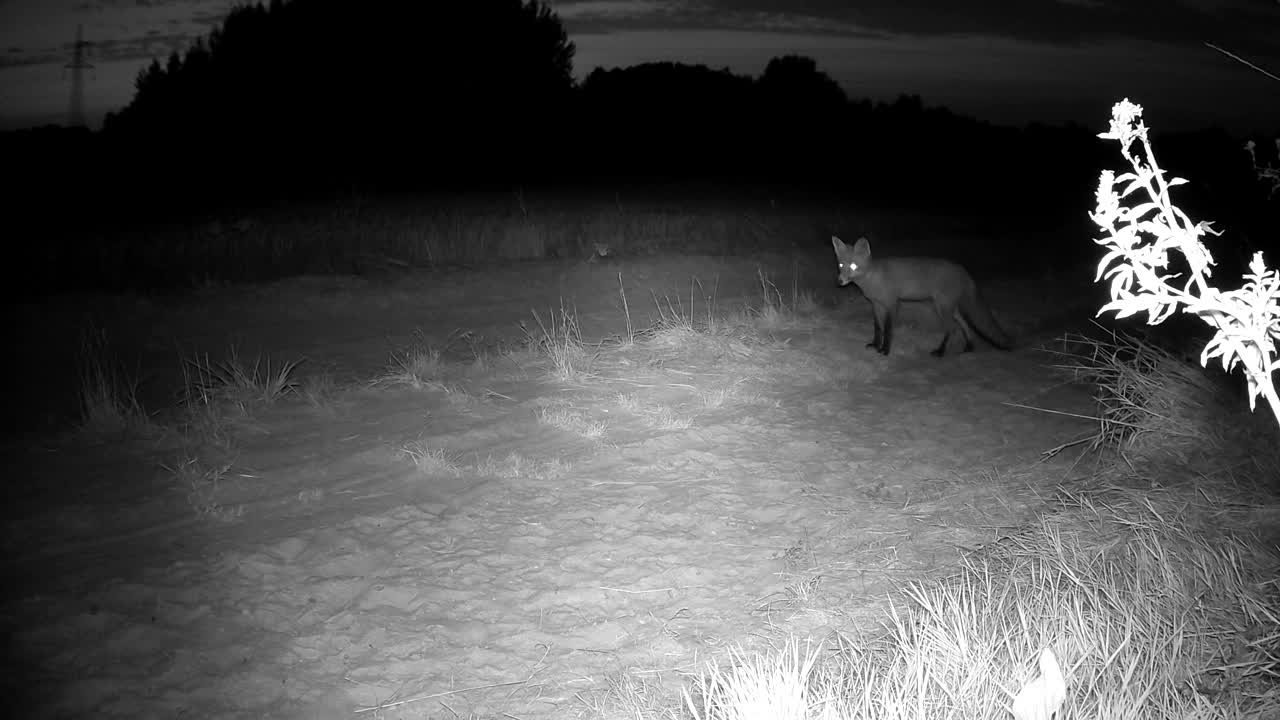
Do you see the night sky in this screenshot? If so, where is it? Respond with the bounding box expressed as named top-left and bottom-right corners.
top-left (2, 0), bottom-right (1278, 134)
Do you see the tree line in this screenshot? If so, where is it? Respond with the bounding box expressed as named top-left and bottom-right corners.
top-left (2, 0), bottom-right (1270, 227)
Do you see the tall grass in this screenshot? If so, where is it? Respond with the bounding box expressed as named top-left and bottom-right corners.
top-left (76, 327), bottom-right (158, 441)
top-left (35, 194), bottom-right (836, 294)
top-left (1049, 327), bottom-right (1277, 468)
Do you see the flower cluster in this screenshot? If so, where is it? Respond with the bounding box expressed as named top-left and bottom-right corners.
top-left (1092, 100), bottom-right (1280, 423)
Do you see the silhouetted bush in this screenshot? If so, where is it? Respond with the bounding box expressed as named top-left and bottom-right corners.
top-left (102, 0), bottom-right (577, 209)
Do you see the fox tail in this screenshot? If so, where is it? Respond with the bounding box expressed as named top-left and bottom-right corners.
top-left (961, 289), bottom-right (1013, 350)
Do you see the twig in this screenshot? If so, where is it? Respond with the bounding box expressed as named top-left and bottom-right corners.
top-left (1038, 434), bottom-right (1095, 461)
top-left (354, 680), bottom-right (527, 713)
top-left (1002, 402), bottom-right (1099, 423)
top-left (589, 479), bottom-right (698, 487)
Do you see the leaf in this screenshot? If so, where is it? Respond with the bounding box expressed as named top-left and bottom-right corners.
top-left (1109, 303), bottom-right (1143, 320)
top-left (1201, 336), bottom-right (1229, 368)
top-left (1119, 177), bottom-right (1147, 198)
top-left (1094, 250), bottom-right (1127, 282)
top-left (1128, 201), bottom-right (1162, 222)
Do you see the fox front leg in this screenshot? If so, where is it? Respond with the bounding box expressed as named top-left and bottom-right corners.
top-left (869, 303), bottom-right (891, 355)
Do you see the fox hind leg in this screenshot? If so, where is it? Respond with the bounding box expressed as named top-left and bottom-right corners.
top-left (956, 313), bottom-right (976, 353)
top-left (930, 305), bottom-right (974, 358)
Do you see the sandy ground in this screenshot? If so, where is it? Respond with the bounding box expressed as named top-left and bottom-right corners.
top-left (4, 251), bottom-right (1097, 719)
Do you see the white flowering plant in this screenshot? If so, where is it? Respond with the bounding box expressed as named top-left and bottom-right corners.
top-left (1091, 99), bottom-right (1280, 428)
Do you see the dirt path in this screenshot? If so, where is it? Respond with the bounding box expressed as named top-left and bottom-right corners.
top-left (4, 254), bottom-right (1094, 719)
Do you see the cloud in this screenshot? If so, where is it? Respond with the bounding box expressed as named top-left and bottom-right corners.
top-left (553, 0), bottom-right (1280, 55)
top-left (0, 0), bottom-right (234, 68)
top-left (0, 50), bottom-right (59, 68)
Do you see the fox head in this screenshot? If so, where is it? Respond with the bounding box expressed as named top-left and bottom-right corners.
top-left (831, 235), bottom-right (872, 286)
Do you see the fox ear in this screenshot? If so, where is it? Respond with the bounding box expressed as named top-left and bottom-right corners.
top-left (831, 235), bottom-right (845, 251)
top-left (853, 237), bottom-right (871, 257)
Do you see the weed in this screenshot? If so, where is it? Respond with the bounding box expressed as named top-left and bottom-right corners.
top-left (76, 328), bottom-right (158, 441)
top-left (165, 455), bottom-right (244, 523)
top-left (402, 440), bottom-right (463, 477)
top-left (375, 333), bottom-right (447, 390)
top-left (301, 370), bottom-right (339, 409)
top-left (537, 404), bottom-right (608, 439)
top-left (525, 302), bottom-right (594, 382)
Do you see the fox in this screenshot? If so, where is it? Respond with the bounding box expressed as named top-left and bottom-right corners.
top-left (831, 235), bottom-right (1012, 357)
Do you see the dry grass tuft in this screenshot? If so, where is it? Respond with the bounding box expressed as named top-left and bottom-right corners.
top-left (648, 274), bottom-right (719, 334)
top-left (537, 403), bottom-right (609, 439)
top-left (76, 328), bottom-right (159, 442)
top-left (474, 452), bottom-right (569, 480)
top-left (580, 670), bottom-right (682, 720)
top-left (300, 370), bottom-right (339, 410)
top-left (164, 455), bottom-right (244, 522)
top-left (1048, 326), bottom-right (1276, 468)
top-left (175, 347), bottom-right (303, 447)
top-left (524, 302), bottom-right (596, 382)
top-left (613, 392), bottom-right (695, 430)
top-left (750, 266), bottom-right (815, 330)
top-left (182, 347), bottom-right (303, 409)
top-left (374, 332), bottom-right (448, 390)
top-left (402, 440), bottom-right (463, 477)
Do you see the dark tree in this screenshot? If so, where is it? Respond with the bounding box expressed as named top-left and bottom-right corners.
top-left (757, 55), bottom-right (847, 110)
top-left (103, 0), bottom-right (577, 203)
top-left (579, 62), bottom-right (757, 180)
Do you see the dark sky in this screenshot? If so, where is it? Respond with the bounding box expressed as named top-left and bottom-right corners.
top-left (2, 0), bottom-right (1278, 133)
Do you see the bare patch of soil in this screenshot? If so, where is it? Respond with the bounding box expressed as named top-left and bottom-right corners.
top-left (4, 251), bottom-right (1096, 719)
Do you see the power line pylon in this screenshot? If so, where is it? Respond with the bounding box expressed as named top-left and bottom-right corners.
top-left (65, 24), bottom-right (95, 128)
